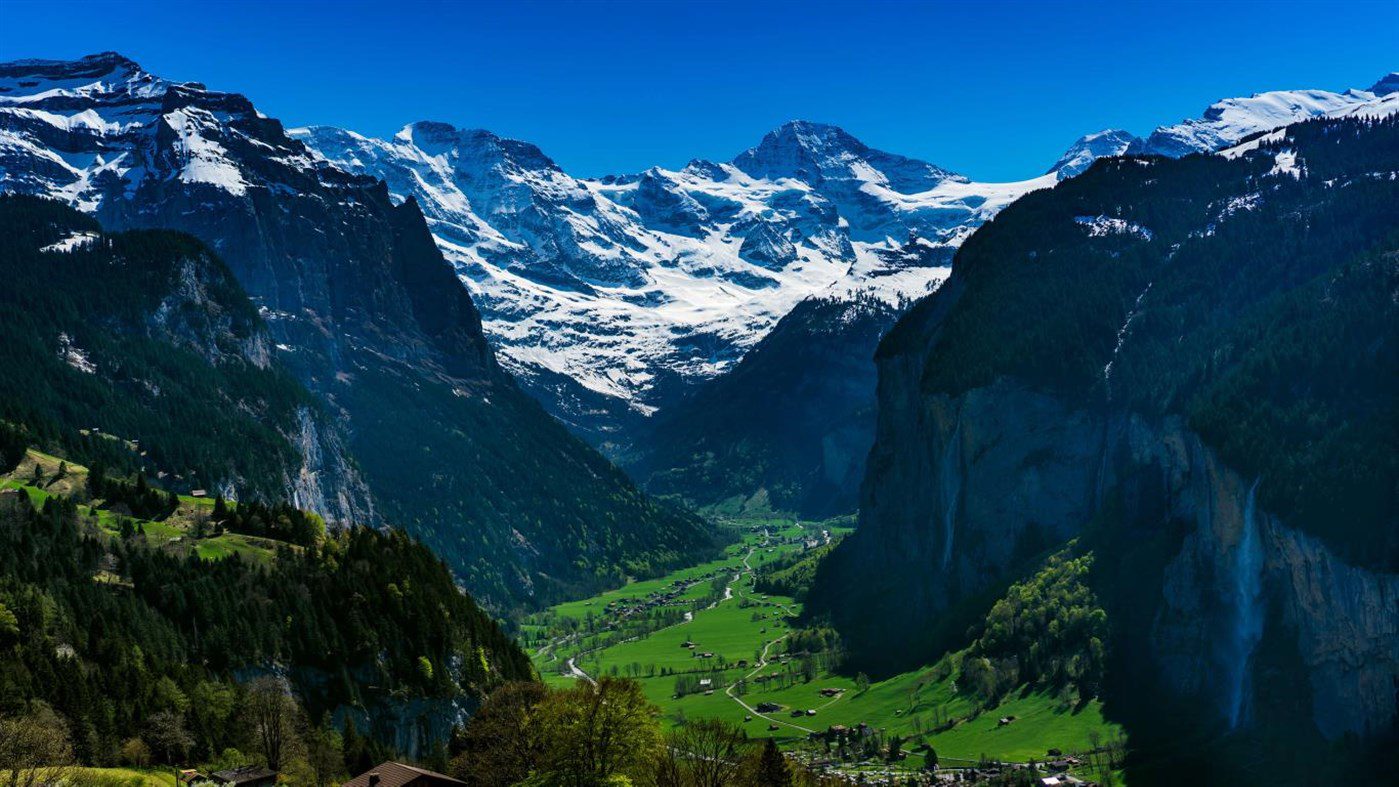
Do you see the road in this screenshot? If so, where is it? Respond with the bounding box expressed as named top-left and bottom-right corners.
top-left (542, 528), bottom-right (766, 687)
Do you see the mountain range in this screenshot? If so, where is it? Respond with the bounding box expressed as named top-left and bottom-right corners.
top-left (0, 52), bottom-right (710, 608)
top-left (2, 51), bottom-right (1395, 588)
top-left (289, 73), bottom-right (1398, 451)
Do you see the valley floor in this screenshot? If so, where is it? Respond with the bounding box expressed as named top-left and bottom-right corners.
top-left (523, 518), bottom-right (1127, 783)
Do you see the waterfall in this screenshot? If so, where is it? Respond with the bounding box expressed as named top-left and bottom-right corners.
top-left (1226, 479), bottom-right (1267, 729)
top-left (939, 417), bottom-right (962, 570)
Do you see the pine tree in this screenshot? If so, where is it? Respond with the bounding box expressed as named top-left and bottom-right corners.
top-left (756, 737), bottom-right (791, 787)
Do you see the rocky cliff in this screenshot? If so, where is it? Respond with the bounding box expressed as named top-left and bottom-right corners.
top-left (809, 113), bottom-right (1399, 778)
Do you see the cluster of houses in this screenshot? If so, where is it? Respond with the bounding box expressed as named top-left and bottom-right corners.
top-left (597, 566), bottom-right (734, 621)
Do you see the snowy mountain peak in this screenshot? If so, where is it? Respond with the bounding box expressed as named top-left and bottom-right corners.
top-left (1127, 79), bottom-right (1392, 158)
top-left (1049, 129), bottom-right (1139, 178)
top-left (2, 50), bottom-right (146, 85)
top-left (390, 121), bottom-right (564, 174)
top-left (1369, 73), bottom-right (1399, 96)
top-left (0, 51), bottom-right (170, 114)
top-left (733, 120), bottom-right (961, 192)
top-left (740, 120), bottom-right (864, 164)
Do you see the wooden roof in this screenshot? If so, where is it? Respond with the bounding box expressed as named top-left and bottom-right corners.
top-left (343, 762), bottom-right (466, 787)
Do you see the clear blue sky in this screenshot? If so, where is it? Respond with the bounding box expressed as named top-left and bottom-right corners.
top-left (3, 0), bottom-right (1395, 181)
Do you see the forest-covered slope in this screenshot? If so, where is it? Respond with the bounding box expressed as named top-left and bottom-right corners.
top-left (0, 195), bottom-right (362, 512)
top-left (0, 454), bottom-right (533, 764)
top-left (809, 113), bottom-right (1399, 784)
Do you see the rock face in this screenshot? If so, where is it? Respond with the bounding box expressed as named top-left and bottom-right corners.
top-left (1144, 420), bottom-right (1399, 738)
top-left (829, 374), bottom-right (1399, 738)
top-left (809, 111), bottom-right (1399, 770)
top-left (0, 52), bottom-right (709, 607)
top-left (631, 294), bottom-right (912, 518)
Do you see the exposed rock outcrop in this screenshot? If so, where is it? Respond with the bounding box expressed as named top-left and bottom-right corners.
top-left (820, 371), bottom-right (1398, 739)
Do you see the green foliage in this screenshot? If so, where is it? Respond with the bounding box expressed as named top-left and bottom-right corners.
top-left (337, 357), bottom-right (714, 609)
top-left (0, 493), bottom-right (531, 764)
top-left (0, 195), bottom-right (312, 500)
top-left (211, 496), bottom-right (325, 547)
top-left (961, 548), bottom-right (1107, 705)
top-left (0, 422), bottom-right (26, 473)
top-left (753, 544), bottom-right (835, 600)
top-left (87, 467), bottom-right (178, 521)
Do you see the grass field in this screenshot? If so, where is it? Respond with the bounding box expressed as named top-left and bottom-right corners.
top-left (3, 449), bottom-right (282, 565)
top-left (28, 767), bottom-right (179, 787)
top-left (528, 517), bottom-right (1126, 780)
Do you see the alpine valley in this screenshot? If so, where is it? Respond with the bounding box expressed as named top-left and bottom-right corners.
top-left (0, 44), bottom-right (1397, 787)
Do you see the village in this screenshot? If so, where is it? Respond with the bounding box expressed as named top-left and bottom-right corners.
top-left (525, 518), bottom-right (1123, 785)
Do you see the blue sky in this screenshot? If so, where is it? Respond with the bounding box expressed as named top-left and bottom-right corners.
top-left (3, 0), bottom-right (1395, 181)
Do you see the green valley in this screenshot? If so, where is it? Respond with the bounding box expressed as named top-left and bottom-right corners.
top-left (524, 519), bottom-right (1127, 784)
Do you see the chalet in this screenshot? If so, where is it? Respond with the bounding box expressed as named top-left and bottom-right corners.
top-left (756, 702), bottom-right (781, 713)
top-left (818, 687), bottom-right (842, 697)
top-left (343, 762), bottom-right (466, 787)
top-left (698, 678), bottom-right (712, 688)
top-left (191, 489), bottom-right (208, 498)
top-left (211, 766), bottom-right (278, 787)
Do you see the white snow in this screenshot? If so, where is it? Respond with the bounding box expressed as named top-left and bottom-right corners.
top-left (1140, 86), bottom-right (1385, 156)
top-left (1075, 215), bottom-right (1154, 241)
top-left (1268, 150), bottom-right (1302, 179)
top-left (8, 54), bottom-right (1397, 423)
top-left (294, 121), bottom-right (1057, 410)
top-left (40, 230), bottom-right (99, 253)
top-left (164, 108), bottom-right (248, 195)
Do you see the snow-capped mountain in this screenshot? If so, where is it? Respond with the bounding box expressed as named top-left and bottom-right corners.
top-left (1125, 74), bottom-right (1399, 156)
top-left (0, 52), bottom-right (711, 605)
top-left (1049, 129), bottom-right (1139, 178)
top-left (290, 73), bottom-right (1397, 445)
top-left (293, 119), bottom-right (1072, 441)
top-left (7, 52), bottom-right (1394, 452)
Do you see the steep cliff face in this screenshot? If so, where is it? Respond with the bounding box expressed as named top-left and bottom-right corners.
top-left (1142, 418), bottom-right (1399, 740)
top-left (824, 375), bottom-right (1399, 739)
top-left (809, 113), bottom-right (1399, 774)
